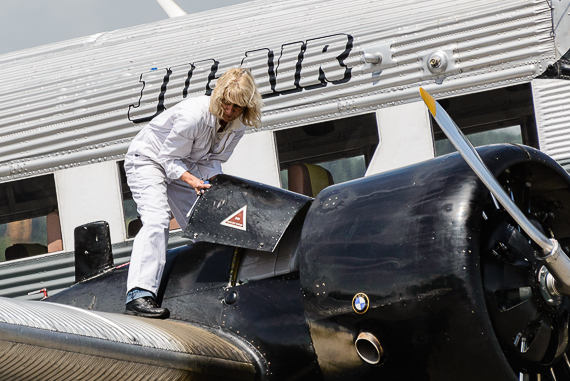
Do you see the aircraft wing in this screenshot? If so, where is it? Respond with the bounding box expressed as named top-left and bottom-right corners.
top-left (0, 296), bottom-right (255, 381)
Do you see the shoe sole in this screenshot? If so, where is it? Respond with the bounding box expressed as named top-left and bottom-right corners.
top-left (124, 309), bottom-right (170, 319)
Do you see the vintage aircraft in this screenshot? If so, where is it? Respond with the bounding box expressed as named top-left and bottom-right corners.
top-left (3, 0), bottom-right (570, 302)
top-left (2, 89), bottom-right (570, 380)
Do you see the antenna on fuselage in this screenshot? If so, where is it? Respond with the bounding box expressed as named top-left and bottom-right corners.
top-left (156, 0), bottom-right (188, 17)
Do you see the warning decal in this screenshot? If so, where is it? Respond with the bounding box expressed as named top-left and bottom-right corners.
top-left (220, 206), bottom-right (247, 231)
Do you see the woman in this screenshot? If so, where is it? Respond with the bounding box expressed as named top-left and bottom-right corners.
top-left (124, 68), bottom-right (262, 318)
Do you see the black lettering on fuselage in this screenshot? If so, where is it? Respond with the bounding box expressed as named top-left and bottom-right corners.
top-left (240, 48), bottom-right (277, 94)
top-left (128, 34), bottom-right (354, 123)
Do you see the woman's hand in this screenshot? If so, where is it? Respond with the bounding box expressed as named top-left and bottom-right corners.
top-left (180, 171), bottom-right (211, 194)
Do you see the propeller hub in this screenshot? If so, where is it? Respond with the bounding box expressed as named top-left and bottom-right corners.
top-left (537, 266), bottom-right (563, 308)
top-left (481, 170), bottom-right (570, 376)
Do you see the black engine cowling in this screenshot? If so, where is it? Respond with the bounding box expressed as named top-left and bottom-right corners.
top-left (299, 144), bottom-right (570, 380)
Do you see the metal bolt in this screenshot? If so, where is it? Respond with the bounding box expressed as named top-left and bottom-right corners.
top-left (430, 56), bottom-right (442, 69)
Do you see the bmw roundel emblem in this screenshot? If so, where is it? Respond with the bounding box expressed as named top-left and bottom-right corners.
top-left (352, 292), bottom-right (369, 314)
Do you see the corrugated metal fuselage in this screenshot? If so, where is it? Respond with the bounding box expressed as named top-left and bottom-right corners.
top-left (0, 0), bottom-right (566, 178)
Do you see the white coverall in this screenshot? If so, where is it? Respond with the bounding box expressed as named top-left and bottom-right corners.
top-left (125, 95), bottom-right (246, 296)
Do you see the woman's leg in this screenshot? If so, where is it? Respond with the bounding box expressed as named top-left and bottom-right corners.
top-left (125, 155), bottom-right (171, 299)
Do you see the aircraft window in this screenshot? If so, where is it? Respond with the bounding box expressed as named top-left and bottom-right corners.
top-left (280, 155), bottom-right (367, 190)
top-left (318, 155), bottom-right (367, 183)
top-left (0, 174), bottom-right (61, 262)
top-left (432, 83), bottom-right (537, 157)
top-left (435, 125), bottom-right (523, 156)
top-left (275, 114), bottom-right (379, 196)
top-left (117, 160), bottom-right (181, 239)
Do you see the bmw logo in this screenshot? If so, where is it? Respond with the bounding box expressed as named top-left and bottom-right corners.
top-left (352, 292), bottom-right (369, 314)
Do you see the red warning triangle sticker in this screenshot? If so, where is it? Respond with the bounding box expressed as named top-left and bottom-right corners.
top-left (220, 206), bottom-right (247, 231)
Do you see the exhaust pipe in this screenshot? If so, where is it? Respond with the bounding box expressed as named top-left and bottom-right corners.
top-left (355, 332), bottom-right (385, 365)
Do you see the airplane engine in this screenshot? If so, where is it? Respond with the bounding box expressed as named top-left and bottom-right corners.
top-left (298, 144), bottom-right (570, 380)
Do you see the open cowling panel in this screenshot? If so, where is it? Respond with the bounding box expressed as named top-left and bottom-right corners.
top-left (186, 174), bottom-right (312, 252)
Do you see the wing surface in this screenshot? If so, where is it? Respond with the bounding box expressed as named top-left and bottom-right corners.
top-left (0, 297), bottom-right (255, 381)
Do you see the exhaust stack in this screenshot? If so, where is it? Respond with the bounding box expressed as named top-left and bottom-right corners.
top-left (355, 332), bottom-right (384, 365)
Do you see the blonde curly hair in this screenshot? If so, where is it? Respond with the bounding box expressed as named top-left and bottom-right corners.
top-left (210, 68), bottom-right (263, 127)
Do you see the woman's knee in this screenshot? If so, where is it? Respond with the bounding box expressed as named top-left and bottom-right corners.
top-left (141, 213), bottom-right (171, 230)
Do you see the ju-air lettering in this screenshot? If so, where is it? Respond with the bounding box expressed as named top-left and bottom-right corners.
top-left (128, 34), bottom-right (354, 123)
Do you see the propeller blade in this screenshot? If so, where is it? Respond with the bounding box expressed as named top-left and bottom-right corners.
top-left (419, 87), bottom-right (570, 296)
top-left (156, 0), bottom-right (188, 18)
top-left (418, 87), bottom-right (553, 253)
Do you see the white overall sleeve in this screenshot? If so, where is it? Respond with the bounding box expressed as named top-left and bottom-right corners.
top-left (157, 112), bottom-right (200, 180)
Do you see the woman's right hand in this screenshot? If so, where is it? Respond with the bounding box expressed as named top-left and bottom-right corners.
top-left (180, 171), bottom-right (211, 194)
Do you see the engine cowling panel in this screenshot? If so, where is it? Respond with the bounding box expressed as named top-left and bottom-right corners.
top-left (299, 145), bottom-right (570, 380)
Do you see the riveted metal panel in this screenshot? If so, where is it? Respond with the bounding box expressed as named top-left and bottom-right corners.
top-left (0, 0), bottom-right (561, 181)
top-left (532, 78), bottom-right (570, 171)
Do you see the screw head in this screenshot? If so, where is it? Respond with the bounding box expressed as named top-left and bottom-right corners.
top-left (430, 57), bottom-right (442, 68)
